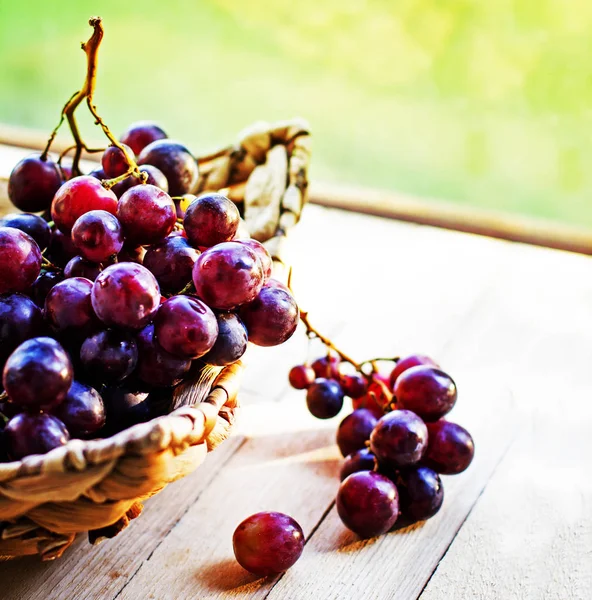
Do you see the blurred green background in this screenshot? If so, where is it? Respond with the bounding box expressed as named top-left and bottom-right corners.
top-left (0, 0), bottom-right (590, 225)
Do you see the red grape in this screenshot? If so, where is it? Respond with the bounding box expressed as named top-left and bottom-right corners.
top-left (352, 380), bottom-right (389, 418)
top-left (239, 240), bottom-right (272, 281)
top-left (51, 175), bottom-right (118, 234)
top-left (288, 365), bottom-right (315, 390)
top-left (2, 337), bottom-right (73, 410)
top-left (396, 466), bottom-right (444, 523)
top-left (4, 412), bottom-right (69, 460)
top-left (233, 512), bottom-right (304, 576)
top-left (153, 295), bottom-right (218, 359)
top-left (202, 312), bottom-right (248, 366)
top-left (8, 154), bottom-right (63, 212)
top-left (240, 284), bottom-right (299, 347)
top-left (370, 409), bottom-right (428, 467)
top-left (101, 143), bottom-right (133, 178)
top-left (340, 447), bottom-right (376, 481)
top-left (306, 378), bottom-right (344, 419)
top-left (424, 420), bottom-right (475, 474)
top-left (64, 256), bottom-right (103, 281)
top-left (336, 408), bottom-right (378, 457)
top-left (120, 121), bottom-right (167, 156)
top-left (0, 213), bottom-right (51, 251)
top-left (135, 324), bottom-right (191, 387)
top-left (336, 471), bottom-right (399, 538)
top-left (311, 355), bottom-right (340, 379)
top-left (117, 184), bottom-right (176, 245)
top-left (51, 380), bottom-right (106, 438)
top-left (0, 294), bottom-right (44, 364)
top-left (340, 373), bottom-right (368, 399)
top-left (143, 236), bottom-right (199, 294)
top-left (80, 329), bottom-right (138, 383)
top-left (184, 193), bottom-right (239, 248)
top-left (389, 354), bottom-right (438, 390)
top-left (394, 366), bottom-right (457, 422)
top-left (138, 140), bottom-right (199, 196)
top-left (192, 242), bottom-right (264, 310)
top-left (112, 165), bottom-right (169, 197)
top-left (44, 277), bottom-right (99, 338)
top-left (91, 263), bottom-right (161, 330)
top-left (0, 227), bottom-right (42, 295)
top-left (71, 210), bottom-right (124, 263)
top-left (30, 270), bottom-right (65, 307)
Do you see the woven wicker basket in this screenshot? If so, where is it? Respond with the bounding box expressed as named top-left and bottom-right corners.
top-left (0, 119), bottom-right (310, 561)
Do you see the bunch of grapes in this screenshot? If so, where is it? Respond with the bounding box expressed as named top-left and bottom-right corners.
top-left (0, 121), bottom-right (299, 463)
top-left (290, 345), bottom-right (475, 538)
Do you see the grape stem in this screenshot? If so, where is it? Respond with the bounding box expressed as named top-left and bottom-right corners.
top-left (40, 17), bottom-right (146, 186)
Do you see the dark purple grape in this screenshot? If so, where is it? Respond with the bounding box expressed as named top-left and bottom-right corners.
top-left (101, 143), bottom-right (133, 178)
top-left (336, 408), bottom-right (378, 457)
top-left (135, 324), bottom-right (191, 387)
top-left (138, 140), bottom-right (198, 196)
top-left (2, 337), bottom-right (73, 410)
top-left (102, 386), bottom-right (151, 432)
top-left (370, 409), bottom-right (428, 467)
top-left (47, 229), bottom-right (77, 267)
top-left (288, 365), bottom-right (315, 390)
top-left (80, 329), bottom-right (138, 383)
top-left (91, 263), bottom-right (161, 330)
top-left (240, 284), bottom-right (299, 347)
top-left (8, 154), bottom-right (63, 212)
top-left (30, 270), bottom-right (65, 307)
top-left (183, 193), bottom-right (239, 248)
top-left (202, 312), bottom-right (248, 366)
top-left (153, 296), bottom-right (218, 359)
top-left (424, 420), bottom-right (475, 474)
top-left (0, 213), bottom-right (51, 250)
top-left (0, 227), bottom-right (42, 294)
top-left (0, 293), bottom-right (44, 364)
top-left (117, 184), bottom-right (176, 245)
top-left (118, 245), bottom-right (145, 264)
top-left (311, 355), bottom-right (340, 379)
top-left (340, 373), bottom-right (368, 399)
top-left (44, 277), bottom-right (99, 338)
top-left (340, 447), bottom-right (376, 481)
top-left (51, 175), bottom-right (118, 234)
top-left (396, 466), bottom-right (444, 523)
top-left (233, 512), bottom-right (304, 576)
top-left (336, 471), bottom-right (399, 538)
top-left (51, 381), bottom-right (105, 438)
top-left (4, 412), bottom-right (69, 459)
top-left (306, 378), bottom-right (344, 419)
top-left (143, 236), bottom-right (199, 295)
top-left (88, 166), bottom-right (106, 180)
top-left (239, 240), bottom-right (272, 281)
top-left (394, 366), bottom-right (457, 422)
top-left (120, 121), bottom-right (167, 156)
top-left (111, 165), bottom-right (170, 198)
top-left (389, 354), bottom-right (438, 390)
top-left (64, 256), bottom-right (103, 281)
top-left (193, 242), bottom-right (264, 310)
top-left (71, 210), bottom-right (124, 263)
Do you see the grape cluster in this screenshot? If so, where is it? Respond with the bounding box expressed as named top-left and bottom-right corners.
top-left (0, 122), bottom-right (299, 462)
top-left (290, 352), bottom-right (475, 537)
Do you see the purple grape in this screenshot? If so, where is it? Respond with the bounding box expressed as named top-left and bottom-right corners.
top-left (117, 184), bottom-right (176, 245)
top-left (51, 381), bottom-right (105, 438)
top-left (101, 386), bottom-right (151, 432)
top-left (340, 447), bottom-right (376, 481)
top-left (388, 354), bottom-right (438, 390)
top-left (394, 366), bottom-right (457, 422)
top-left (153, 296), bottom-right (218, 359)
top-left (47, 229), bottom-right (77, 267)
top-left (306, 378), bottom-right (344, 419)
top-left (192, 242), bottom-right (264, 310)
top-left (4, 412), bottom-right (69, 459)
top-left (8, 154), bottom-right (63, 212)
top-left (80, 329), bottom-right (138, 383)
top-left (138, 140), bottom-right (199, 196)
top-left (239, 284), bottom-right (299, 347)
top-left (135, 324), bottom-right (191, 387)
top-left (120, 121), bottom-right (167, 156)
top-left (0, 227), bottom-right (42, 294)
top-left (3, 337), bottom-right (73, 410)
top-left (239, 240), bottom-right (272, 281)
top-left (30, 270), bottom-right (65, 307)
top-left (91, 263), bottom-right (161, 330)
top-left (101, 143), bottom-right (133, 178)
top-left (112, 165), bottom-right (169, 198)
top-left (424, 420), bottom-right (475, 474)
top-left (118, 245), bottom-right (145, 265)
top-left (233, 512), bottom-right (304, 576)
top-left (143, 236), bottom-right (199, 294)
top-left (202, 312), bottom-right (248, 366)
top-left (71, 210), bottom-right (124, 263)
top-left (336, 471), bottom-right (399, 538)
top-left (183, 193), bottom-right (239, 248)
top-left (0, 213), bottom-right (51, 251)
top-left (396, 466), bottom-right (444, 523)
top-left (88, 166), bottom-right (106, 180)
top-left (370, 409), bottom-right (428, 467)
top-left (64, 256), bottom-right (103, 281)
top-left (0, 293), bottom-right (44, 364)
top-left (336, 408), bottom-right (378, 457)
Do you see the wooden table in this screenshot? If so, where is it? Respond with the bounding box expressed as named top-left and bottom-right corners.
top-left (1, 185), bottom-right (592, 598)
